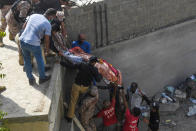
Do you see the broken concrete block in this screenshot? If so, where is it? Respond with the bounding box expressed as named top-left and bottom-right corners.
top-left (175, 90), bottom-right (186, 99)
top-left (159, 100), bottom-right (180, 113)
top-left (187, 105), bottom-right (196, 116)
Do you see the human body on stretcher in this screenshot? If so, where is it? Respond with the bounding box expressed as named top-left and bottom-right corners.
top-left (51, 29), bottom-right (122, 86)
top-left (61, 47), bottom-right (122, 86)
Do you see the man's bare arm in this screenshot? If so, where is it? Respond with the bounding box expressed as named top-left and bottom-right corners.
top-left (44, 35), bottom-right (50, 54)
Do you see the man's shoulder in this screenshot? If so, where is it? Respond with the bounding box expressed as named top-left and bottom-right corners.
top-left (31, 14), bottom-right (47, 22)
top-left (31, 14), bottom-right (43, 18)
top-left (83, 41), bottom-right (90, 46)
top-left (36, 15), bottom-right (50, 26)
top-left (30, 14), bottom-right (50, 28)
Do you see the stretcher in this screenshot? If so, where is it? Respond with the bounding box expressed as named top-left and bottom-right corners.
top-left (62, 47), bottom-right (122, 85)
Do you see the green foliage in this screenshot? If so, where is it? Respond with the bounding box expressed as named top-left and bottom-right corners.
top-left (0, 31), bottom-right (6, 37)
top-left (0, 63), bottom-right (9, 131)
top-left (0, 111), bottom-right (9, 131)
top-left (0, 63), bottom-right (6, 79)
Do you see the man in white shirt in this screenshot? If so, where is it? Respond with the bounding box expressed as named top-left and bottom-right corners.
top-left (20, 8), bottom-right (57, 85)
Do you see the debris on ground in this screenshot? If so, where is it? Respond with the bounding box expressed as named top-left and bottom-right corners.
top-left (160, 119), bottom-right (177, 128)
top-left (187, 105), bottom-right (196, 116)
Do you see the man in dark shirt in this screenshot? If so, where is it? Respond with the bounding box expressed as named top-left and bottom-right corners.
top-left (60, 56), bottom-right (102, 122)
top-left (143, 102), bottom-right (160, 131)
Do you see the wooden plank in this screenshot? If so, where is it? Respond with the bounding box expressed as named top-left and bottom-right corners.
top-left (63, 102), bottom-right (85, 131)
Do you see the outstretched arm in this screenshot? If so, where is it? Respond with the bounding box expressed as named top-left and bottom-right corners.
top-left (93, 67), bottom-right (102, 82)
top-left (126, 88), bottom-right (130, 101)
top-left (138, 89), bottom-right (151, 105)
top-left (122, 89), bottom-right (129, 109)
top-left (111, 83), bottom-right (117, 99)
top-left (44, 35), bottom-right (50, 55)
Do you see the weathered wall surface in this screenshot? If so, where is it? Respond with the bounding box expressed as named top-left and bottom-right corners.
top-left (5, 64), bottom-right (64, 131)
top-left (8, 121), bottom-right (49, 131)
top-left (49, 64), bottom-right (64, 131)
top-left (93, 19), bottom-right (196, 96)
top-left (65, 0), bottom-right (196, 49)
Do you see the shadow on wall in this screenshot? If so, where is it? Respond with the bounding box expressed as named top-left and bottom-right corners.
top-left (93, 19), bottom-right (196, 96)
top-left (62, 68), bottom-right (77, 104)
top-left (65, 0), bottom-right (196, 49)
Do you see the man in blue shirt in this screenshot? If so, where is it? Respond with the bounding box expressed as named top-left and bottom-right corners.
top-left (72, 34), bottom-right (91, 54)
top-left (20, 8), bottom-right (57, 85)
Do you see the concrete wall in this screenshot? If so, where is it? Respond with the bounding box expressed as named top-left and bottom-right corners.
top-left (93, 19), bottom-right (196, 96)
top-left (7, 121), bottom-right (49, 131)
top-left (65, 0), bottom-right (196, 49)
top-left (49, 64), bottom-right (64, 131)
top-left (6, 64), bottom-right (64, 131)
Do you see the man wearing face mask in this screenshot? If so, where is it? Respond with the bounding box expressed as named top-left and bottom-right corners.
top-left (19, 8), bottom-right (57, 85)
top-left (72, 34), bottom-right (91, 54)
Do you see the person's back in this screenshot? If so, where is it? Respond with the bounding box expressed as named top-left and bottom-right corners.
top-left (149, 111), bottom-right (160, 131)
top-left (96, 97), bottom-right (118, 127)
top-left (123, 107), bottom-right (140, 131)
top-left (123, 88), bottom-right (141, 131)
top-left (148, 102), bottom-right (160, 131)
top-left (123, 109), bottom-right (139, 131)
top-left (74, 63), bottom-right (99, 87)
top-left (20, 14), bottom-right (51, 46)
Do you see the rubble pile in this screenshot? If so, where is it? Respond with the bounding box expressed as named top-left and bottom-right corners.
top-left (152, 74), bottom-right (196, 116)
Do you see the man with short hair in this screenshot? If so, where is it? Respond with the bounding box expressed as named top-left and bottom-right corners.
top-left (72, 34), bottom-right (91, 54)
top-left (60, 56), bottom-right (102, 122)
top-left (19, 8), bottom-right (57, 85)
top-left (126, 82), bottom-right (150, 110)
